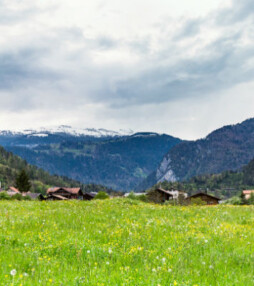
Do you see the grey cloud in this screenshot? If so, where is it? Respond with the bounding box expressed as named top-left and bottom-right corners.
top-left (216, 0), bottom-right (254, 25)
top-left (174, 18), bottom-right (202, 40)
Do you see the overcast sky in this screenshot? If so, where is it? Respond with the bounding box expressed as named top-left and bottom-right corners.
top-left (0, 0), bottom-right (254, 139)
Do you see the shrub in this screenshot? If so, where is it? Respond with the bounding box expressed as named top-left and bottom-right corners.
top-left (127, 191), bottom-right (137, 200)
top-left (10, 193), bottom-right (23, 201)
top-left (94, 191), bottom-right (109, 200)
top-left (224, 196), bottom-right (243, 205)
top-left (0, 192), bottom-right (11, 200)
top-left (137, 194), bottom-right (148, 202)
top-left (189, 198), bottom-right (207, 206)
top-left (23, 195), bottom-right (32, 201)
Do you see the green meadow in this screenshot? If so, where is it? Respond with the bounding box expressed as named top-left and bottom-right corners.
top-left (0, 199), bottom-right (253, 286)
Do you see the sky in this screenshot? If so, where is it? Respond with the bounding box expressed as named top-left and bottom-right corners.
top-left (0, 0), bottom-right (254, 140)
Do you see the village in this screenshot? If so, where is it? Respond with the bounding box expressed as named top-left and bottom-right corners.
top-left (1, 185), bottom-right (254, 205)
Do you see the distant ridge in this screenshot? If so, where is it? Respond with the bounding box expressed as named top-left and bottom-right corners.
top-left (0, 125), bottom-right (134, 138)
top-left (137, 118), bottom-right (254, 190)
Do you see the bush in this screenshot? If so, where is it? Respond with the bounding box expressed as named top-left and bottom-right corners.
top-left (94, 191), bottom-right (110, 200)
top-left (189, 198), bottom-right (207, 206)
top-left (23, 195), bottom-right (32, 201)
top-left (223, 196), bottom-right (243, 205)
top-left (127, 192), bottom-right (137, 200)
top-left (0, 192), bottom-right (10, 200)
top-left (10, 193), bottom-right (23, 201)
top-left (127, 192), bottom-right (148, 203)
top-left (137, 194), bottom-right (149, 202)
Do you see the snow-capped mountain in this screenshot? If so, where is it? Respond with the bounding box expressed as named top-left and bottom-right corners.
top-left (0, 125), bottom-right (134, 138)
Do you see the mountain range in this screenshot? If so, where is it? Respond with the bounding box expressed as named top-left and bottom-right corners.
top-left (1, 118), bottom-right (254, 192)
top-left (0, 128), bottom-right (181, 191)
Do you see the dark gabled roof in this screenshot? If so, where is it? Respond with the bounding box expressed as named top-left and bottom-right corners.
top-left (26, 193), bottom-right (44, 199)
top-left (189, 192), bottom-right (221, 201)
top-left (84, 192), bottom-right (95, 198)
top-left (155, 188), bottom-right (174, 196)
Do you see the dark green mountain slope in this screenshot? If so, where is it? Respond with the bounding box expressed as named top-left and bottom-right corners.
top-left (5, 133), bottom-right (181, 191)
top-left (138, 118), bottom-right (254, 189)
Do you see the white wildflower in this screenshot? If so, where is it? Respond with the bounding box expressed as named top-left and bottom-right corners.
top-left (10, 269), bottom-right (17, 276)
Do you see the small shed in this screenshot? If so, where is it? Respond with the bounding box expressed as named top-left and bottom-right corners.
top-left (83, 192), bottom-right (95, 200)
top-left (25, 192), bottom-right (45, 200)
top-left (186, 192), bottom-right (220, 205)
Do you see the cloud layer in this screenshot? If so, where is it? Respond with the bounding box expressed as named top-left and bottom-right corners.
top-left (0, 0), bottom-right (253, 139)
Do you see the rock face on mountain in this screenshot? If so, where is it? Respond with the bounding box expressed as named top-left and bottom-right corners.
top-left (138, 118), bottom-right (254, 190)
top-left (0, 128), bottom-right (181, 191)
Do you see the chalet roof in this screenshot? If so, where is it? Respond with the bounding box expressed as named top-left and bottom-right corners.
top-left (243, 190), bottom-right (254, 194)
top-left (83, 192), bottom-right (95, 199)
top-left (155, 188), bottom-right (174, 196)
top-left (8, 186), bottom-right (20, 193)
top-left (47, 187), bottom-right (82, 195)
top-left (47, 194), bottom-right (68, 200)
top-left (189, 192), bottom-right (221, 201)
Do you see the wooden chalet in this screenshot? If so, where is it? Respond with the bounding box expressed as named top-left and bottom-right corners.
top-left (147, 188), bottom-right (174, 203)
top-left (186, 192), bottom-right (220, 205)
top-left (147, 188), bottom-right (188, 203)
top-left (46, 187), bottom-right (95, 200)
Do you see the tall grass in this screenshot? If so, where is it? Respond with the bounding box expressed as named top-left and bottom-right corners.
top-left (0, 199), bottom-right (253, 285)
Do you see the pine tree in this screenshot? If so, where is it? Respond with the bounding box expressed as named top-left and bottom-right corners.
top-left (15, 169), bottom-right (31, 193)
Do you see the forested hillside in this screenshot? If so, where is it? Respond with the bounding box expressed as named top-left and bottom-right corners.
top-left (147, 158), bottom-right (254, 199)
top-left (0, 146), bottom-right (82, 194)
top-left (2, 132), bottom-right (181, 190)
top-left (140, 118), bottom-right (254, 189)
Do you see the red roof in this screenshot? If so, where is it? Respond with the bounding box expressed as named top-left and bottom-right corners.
top-left (47, 187), bottom-right (82, 195)
top-left (243, 190), bottom-right (254, 194)
top-left (8, 187), bottom-right (20, 193)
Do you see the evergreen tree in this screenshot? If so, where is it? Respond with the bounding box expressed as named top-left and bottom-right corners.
top-left (15, 169), bottom-right (31, 193)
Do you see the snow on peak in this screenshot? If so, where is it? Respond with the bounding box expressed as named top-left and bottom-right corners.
top-left (0, 126), bottom-right (134, 138)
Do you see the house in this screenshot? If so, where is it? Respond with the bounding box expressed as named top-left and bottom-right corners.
top-left (46, 187), bottom-right (95, 200)
top-left (186, 192), bottom-right (220, 205)
top-left (242, 190), bottom-right (254, 200)
top-left (47, 187), bottom-right (84, 200)
top-left (147, 188), bottom-right (187, 203)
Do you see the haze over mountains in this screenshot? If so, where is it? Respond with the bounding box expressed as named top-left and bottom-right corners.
top-left (0, 118), bottom-right (254, 191)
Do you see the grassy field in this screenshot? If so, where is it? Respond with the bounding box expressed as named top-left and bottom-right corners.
top-left (0, 199), bottom-right (253, 286)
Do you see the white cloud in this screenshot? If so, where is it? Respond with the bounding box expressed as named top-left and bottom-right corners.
top-left (0, 0), bottom-right (253, 139)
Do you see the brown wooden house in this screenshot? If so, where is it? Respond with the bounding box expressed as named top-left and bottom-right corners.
top-left (147, 188), bottom-right (174, 203)
top-left (47, 187), bottom-right (84, 200)
top-left (186, 192), bottom-right (220, 205)
top-left (46, 187), bottom-right (95, 200)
